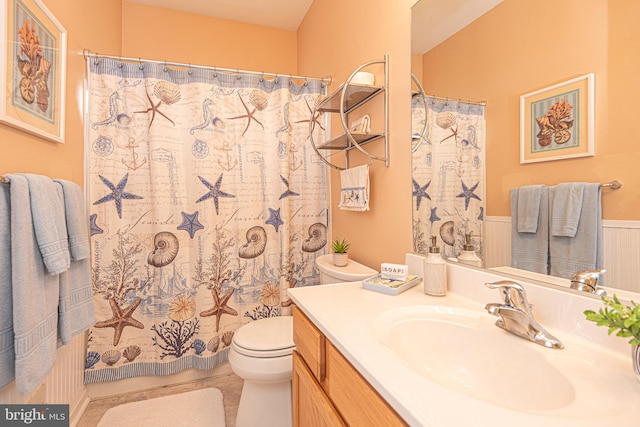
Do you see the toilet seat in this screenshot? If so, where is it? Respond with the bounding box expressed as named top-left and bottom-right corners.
top-left (232, 316), bottom-right (295, 358)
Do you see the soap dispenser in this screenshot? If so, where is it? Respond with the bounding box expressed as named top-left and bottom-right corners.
top-left (423, 235), bottom-right (447, 296)
top-left (458, 233), bottom-right (482, 267)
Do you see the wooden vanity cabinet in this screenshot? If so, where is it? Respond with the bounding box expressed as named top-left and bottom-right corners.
top-left (292, 306), bottom-right (407, 427)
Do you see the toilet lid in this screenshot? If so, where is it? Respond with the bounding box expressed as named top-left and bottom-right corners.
top-left (232, 316), bottom-right (295, 358)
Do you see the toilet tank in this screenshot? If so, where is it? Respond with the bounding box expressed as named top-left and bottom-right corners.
top-left (315, 254), bottom-right (377, 284)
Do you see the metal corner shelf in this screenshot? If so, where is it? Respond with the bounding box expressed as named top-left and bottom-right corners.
top-left (317, 84), bottom-right (384, 114)
top-left (309, 55), bottom-right (389, 171)
top-left (316, 132), bottom-right (385, 151)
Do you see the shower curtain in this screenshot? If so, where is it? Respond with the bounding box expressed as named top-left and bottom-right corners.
top-left (84, 57), bottom-right (327, 383)
top-left (412, 96), bottom-right (485, 260)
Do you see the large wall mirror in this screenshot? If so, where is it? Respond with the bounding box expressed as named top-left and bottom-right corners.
top-left (411, 0), bottom-right (640, 298)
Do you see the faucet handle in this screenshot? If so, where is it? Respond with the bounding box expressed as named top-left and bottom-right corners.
top-left (485, 280), bottom-right (531, 313)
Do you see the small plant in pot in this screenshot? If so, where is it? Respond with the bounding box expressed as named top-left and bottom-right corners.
top-left (584, 294), bottom-right (640, 381)
top-left (331, 238), bottom-right (350, 267)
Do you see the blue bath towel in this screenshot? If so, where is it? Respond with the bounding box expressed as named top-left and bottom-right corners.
top-left (550, 182), bottom-right (585, 238)
top-left (510, 187), bottom-right (549, 274)
top-left (7, 174), bottom-right (60, 395)
top-left (54, 179), bottom-right (90, 261)
top-left (0, 184), bottom-right (14, 390)
top-left (20, 174), bottom-right (70, 275)
top-left (517, 185), bottom-right (544, 233)
top-left (54, 180), bottom-right (95, 344)
top-left (549, 183), bottom-right (603, 280)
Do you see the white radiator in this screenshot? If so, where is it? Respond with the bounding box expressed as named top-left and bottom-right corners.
top-left (485, 216), bottom-right (640, 293)
top-left (0, 333), bottom-right (89, 427)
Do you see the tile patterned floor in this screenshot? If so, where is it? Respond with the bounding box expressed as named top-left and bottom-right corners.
top-left (77, 372), bottom-right (243, 427)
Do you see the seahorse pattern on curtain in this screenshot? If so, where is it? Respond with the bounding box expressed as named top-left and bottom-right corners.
top-left (84, 58), bottom-right (327, 382)
top-left (411, 96), bottom-right (485, 259)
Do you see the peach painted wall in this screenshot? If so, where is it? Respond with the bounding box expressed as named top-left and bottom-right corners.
top-left (421, 0), bottom-right (640, 220)
top-left (297, 0), bottom-right (414, 269)
top-left (121, 2), bottom-right (298, 74)
top-left (0, 0), bottom-right (122, 186)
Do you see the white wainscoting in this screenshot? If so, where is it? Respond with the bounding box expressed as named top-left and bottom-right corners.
top-left (0, 333), bottom-right (89, 427)
top-left (484, 216), bottom-right (640, 293)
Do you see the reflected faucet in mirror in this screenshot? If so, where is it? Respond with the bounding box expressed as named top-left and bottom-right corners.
top-left (570, 269), bottom-right (607, 296)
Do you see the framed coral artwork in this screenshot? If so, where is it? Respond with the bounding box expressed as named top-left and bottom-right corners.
top-left (0, 0), bottom-right (66, 143)
top-left (520, 73), bottom-right (594, 164)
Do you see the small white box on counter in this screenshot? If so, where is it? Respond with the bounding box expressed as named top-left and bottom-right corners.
top-left (380, 263), bottom-right (408, 281)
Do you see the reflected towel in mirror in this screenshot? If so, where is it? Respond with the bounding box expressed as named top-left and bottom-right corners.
top-left (517, 185), bottom-right (544, 233)
top-left (550, 182), bottom-right (585, 238)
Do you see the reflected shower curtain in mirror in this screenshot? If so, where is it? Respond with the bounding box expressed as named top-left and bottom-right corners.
top-left (84, 57), bottom-right (327, 382)
top-left (412, 97), bottom-right (485, 260)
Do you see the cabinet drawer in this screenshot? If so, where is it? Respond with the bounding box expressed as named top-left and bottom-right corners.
top-left (293, 306), bottom-right (325, 381)
top-left (327, 342), bottom-right (408, 427)
top-left (292, 351), bottom-right (346, 427)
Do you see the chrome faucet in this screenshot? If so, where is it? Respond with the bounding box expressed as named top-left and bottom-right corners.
top-left (570, 269), bottom-right (606, 296)
top-left (484, 280), bottom-right (564, 349)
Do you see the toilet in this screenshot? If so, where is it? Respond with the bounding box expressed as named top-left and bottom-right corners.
top-left (315, 253), bottom-right (378, 284)
top-left (228, 254), bottom-right (377, 427)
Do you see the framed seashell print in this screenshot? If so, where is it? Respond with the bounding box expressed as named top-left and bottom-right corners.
top-left (0, 0), bottom-right (66, 143)
top-left (520, 74), bottom-right (594, 163)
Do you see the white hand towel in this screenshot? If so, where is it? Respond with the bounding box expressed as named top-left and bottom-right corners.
top-left (516, 185), bottom-right (544, 233)
top-left (339, 164), bottom-right (370, 211)
top-left (550, 182), bottom-right (585, 237)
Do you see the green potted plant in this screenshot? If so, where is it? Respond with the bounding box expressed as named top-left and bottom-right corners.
top-left (331, 237), bottom-right (350, 267)
top-left (584, 294), bottom-right (640, 381)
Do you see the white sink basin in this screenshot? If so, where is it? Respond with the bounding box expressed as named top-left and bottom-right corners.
top-left (373, 306), bottom-right (575, 412)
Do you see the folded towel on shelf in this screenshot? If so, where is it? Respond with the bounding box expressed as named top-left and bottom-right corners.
top-left (510, 186), bottom-right (549, 274)
top-left (339, 164), bottom-right (370, 211)
top-left (549, 183), bottom-right (603, 280)
top-left (0, 184), bottom-right (14, 390)
top-left (20, 174), bottom-right (70, 275)
top-left (54, 180), bottom-right (95, 345)
top-left (550, 182), bottom-right (585, 237)
top-left (54, 179), bottom-right (90, 260)
top-left (517, 185), bottom-right (544, 233)
top-left (7, 174), bottom-right (60, 395)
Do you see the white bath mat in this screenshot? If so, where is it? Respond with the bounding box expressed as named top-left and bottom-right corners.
top-left (97, 387), bottom-right (225, 427)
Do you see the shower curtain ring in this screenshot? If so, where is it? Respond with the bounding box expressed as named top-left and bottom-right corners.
top-left (188, 63), bottom-right (192, 75)
top-left (138, 58), bottom-right (143, 70)
top-left (93, 54), bottom-right (99, 65)
top-left (163, 61), bottom-right (168, 72)
top-left (236, 69), bottom-right (241, 80)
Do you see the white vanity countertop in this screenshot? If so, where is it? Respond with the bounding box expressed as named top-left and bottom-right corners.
top-left (288, 262), bottom-right (640, 427)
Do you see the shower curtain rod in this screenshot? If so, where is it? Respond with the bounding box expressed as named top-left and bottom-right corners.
top-left (83, 49), bottom-right (332, 85)
top-left (425, 94), bottom-right (487, 107)
top-left (0, 176), bottom-right (623, 188)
